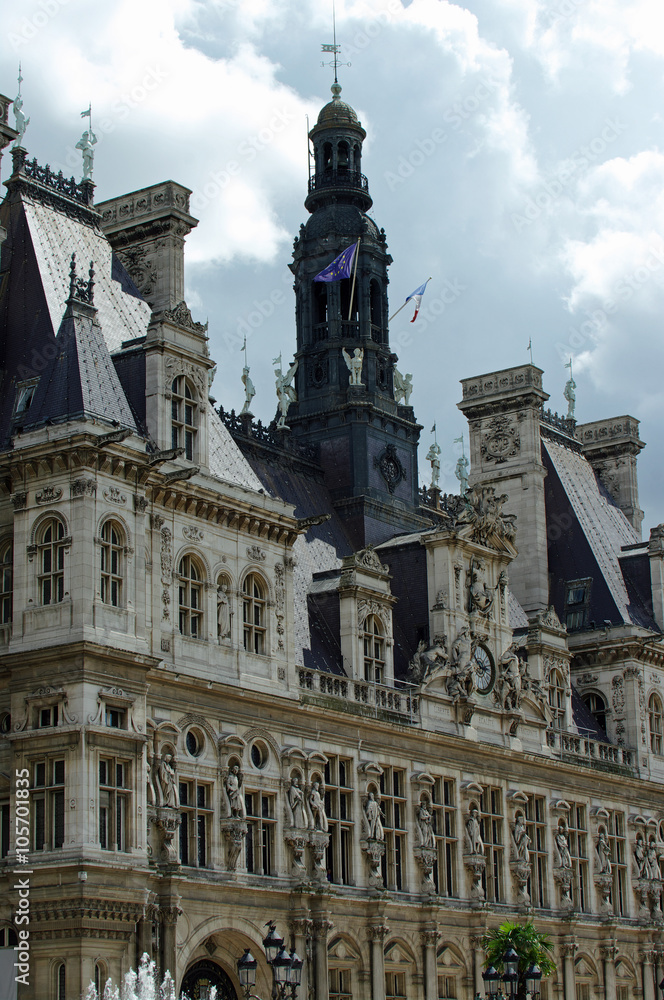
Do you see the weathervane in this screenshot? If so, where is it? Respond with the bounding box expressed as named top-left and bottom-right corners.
top-left (321, 0), bottom-right (350, 83)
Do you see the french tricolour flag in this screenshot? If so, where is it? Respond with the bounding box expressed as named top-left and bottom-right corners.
top-left (405, 279), bottom-right (430, 322)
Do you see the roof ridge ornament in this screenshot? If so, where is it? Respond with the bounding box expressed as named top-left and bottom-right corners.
top-left (68, 252), bottom-right (95, 305)
top-left (13, 63), bottom-right (30, 149)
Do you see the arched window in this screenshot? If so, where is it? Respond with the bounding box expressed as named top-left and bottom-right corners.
top-left (370, 279), bottom-right (383, 341)
top-left (548, 669), bottom-right (566, 729)
top-left (337, 141), bottom-right (349, 172)
top-left (94, 962), bottom-right (108, 996)
top-left (171, 376), bottom-right (198, 462)
top-left (649, 694), bottom-right (663, 755)
top-left (243, 573), bottom-right (266, 654)
top-left (178, 555), bottom-right (203, 638)
top-left (323, 142), bottom-right (333, 172)
top-left (37, 518), bottom-right (66, 606)
top-left (584, 692), bottom-right (607, 733)
top-left (56, 962), bottom-right (66, 1000)
top-left (363, 615), bottom-right (385, 684)
top-left (100, 521), bottom-right (124, 607)
top-left (0, 540), bottom-right (12, 623)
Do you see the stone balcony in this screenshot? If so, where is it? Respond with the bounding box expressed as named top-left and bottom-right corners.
top-left (546, 727), bottom-right (636, 774)
top-left (298, 667), bottom-right (420, 724)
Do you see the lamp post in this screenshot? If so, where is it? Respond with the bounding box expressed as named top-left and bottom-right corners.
top-left (502, 946), bottom-right (519, 999)
top-left (237, 924), bottom-right (302, 1000)
top-left (480, 946), bottom-right (545, 1000)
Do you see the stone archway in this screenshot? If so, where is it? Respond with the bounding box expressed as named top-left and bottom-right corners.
top-left (180, 959), bottom-right (238, 1000)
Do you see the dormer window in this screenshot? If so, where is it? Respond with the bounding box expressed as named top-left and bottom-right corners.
top-left (12, 378), bottom-right (38, 424)
top-left (39, 706), bottom-right (58, 728)
top-left (363, 614), bottom-right (385, 684)
top-left (171, 376), bottom-right (198, 461)
top-left (564, 577), bottom-right (591, 631)
top-left (105, 707), bottom-right (126, 729)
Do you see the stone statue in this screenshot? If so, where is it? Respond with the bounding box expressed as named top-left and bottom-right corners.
top-left (158, 752), bottom-right (178, 808)
top-left (465, 808), bottom-right (484, 855)
top-left (495, 643), bottom-right (523, 712)
top-left (287, 776), bottom-right (308, 828)
top-left (146, 751), bottom-right (156, 806)
top-left (417, 799), bottom-right (435, 848)
top-left (217, 583), bottom-right (231, 639)
top-left (469, 559), bottom-right (494, 614)
top-left (555, 821), bottom-right (572, 869)
top-left (447, 627), bottom-right (475, 701)
top-left (425, 441), bottom-right (441, 489)
top-left (596, 829), bottom-right (612, 874)
top-left (393, 368), bottom-right (413, 405)
top-left (646, 839), bottom-right (660, 880)
top-left (225, 764), bottom-right (246, 819)
top-left (274, 359), bottom-right (298, 429)
top-left (13, 92), bottom-right (29, 149)
top-left (634, 833), bottom-right (647, 879)
top-left (511, 812), bottom-right (530, 861)
top-left (240, 366), bottom-right (255, 415)
top-left (308, 780), bottom-right (328, 832)
top-left (364, 791), bottom-right (384, 841)
top-left (455, 453), bottom-right (469, 495)
top-left (563, 360), bottom-right (576, 420)
top-left (408, 636), bottom-right (448, 684)
top-left (76, 128), bottom-right (98, 181)
top-left (342, 347), bottom-right (364, 386)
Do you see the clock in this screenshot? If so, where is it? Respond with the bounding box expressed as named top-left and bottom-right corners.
top-left (472, 645), bottom-right (494, 693)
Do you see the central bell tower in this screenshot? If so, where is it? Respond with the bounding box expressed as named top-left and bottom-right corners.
top-left (288, 83), bottom-right (425, 547)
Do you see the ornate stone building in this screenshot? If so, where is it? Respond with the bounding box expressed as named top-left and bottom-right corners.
top-left (0, 81), bottom-right (663, 1000)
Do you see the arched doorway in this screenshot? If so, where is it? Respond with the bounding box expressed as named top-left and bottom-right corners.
top-left (180, 959), bottom-right (238, 1000)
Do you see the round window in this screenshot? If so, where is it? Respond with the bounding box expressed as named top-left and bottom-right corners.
top-left (250, 741), bottom-right (268, 769)
top-left (185, 729), bottom-right (204, 757)
top-left (0, 713), bottom-right (10, 734)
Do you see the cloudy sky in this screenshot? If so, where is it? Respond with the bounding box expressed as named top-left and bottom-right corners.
top-left (3, 0), bottom-right (664, 531)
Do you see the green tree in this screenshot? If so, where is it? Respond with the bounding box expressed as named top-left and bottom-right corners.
top-left (482, 920), bottom-right (556, 1000)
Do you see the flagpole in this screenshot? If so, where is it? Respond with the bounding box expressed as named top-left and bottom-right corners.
top-left (347, 237), bottom-right (361, 323)
top-left (388, 276), bottom-right (431, 323)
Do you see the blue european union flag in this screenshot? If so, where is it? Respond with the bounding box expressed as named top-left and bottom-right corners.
top-left (313, 242), bottom-right (358, 282)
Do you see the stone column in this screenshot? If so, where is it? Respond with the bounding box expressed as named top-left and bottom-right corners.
top-left (312, 917), bottom-right (333, 1000)
top-left (290, 916), bottom-right (312, 1000)
top-left (562, 940), bottom-right (577, 1000)
top-left (642, 948), bottom-right (657, 1000)
top-left (471, 934), bottom-right (486, 997)
top-left (368, 920), bottom-right (389, 1000)
top-left (160, 902), bottom-right (181, 981)
top-left (654, 945), bottom-right (664, 998)
top-left (601, 943), bottom-right (618, 1000)
top-left (421, 927), bottom-right (440, 1000)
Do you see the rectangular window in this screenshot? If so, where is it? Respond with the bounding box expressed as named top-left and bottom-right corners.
top-left (99, 757), bottom-right (130, 852)
top-left (607, 811), bottom-right (627, 916)
top-left (329, 969), bottom-right (352, 1000)
top-left (105, 707), bottom-right (125, 729)
top-left (32, 759), bottom-right (65, 851)
top-left (324, 756), bottom-right (354, 885)
top-left (38, 705), bottom-right (59, 728)
top-left (432, 777), bottom-right (457, 897)
top-left (380, 767), bottom-right (407, 891)
top-left (526, 795), bottom-right (548, 907)
top-left (386, 971), bottom-right (406, 1000)
top-left (179, 780), bottom-right (213, 868)
top-left (1, 801), bottom-right (9, 858)
top-left (439, 976), bottom-right (457, 999)
top-left (480, 786), bottom-right (503, 903)
top-left (564, 578), bottom-right (592, 631)
top-left (576, 985), bottom-right (590, 1000)
top-left (567, 804), bottom-right (589, 912)
top-left (245, 792), bottom-right (276, 875)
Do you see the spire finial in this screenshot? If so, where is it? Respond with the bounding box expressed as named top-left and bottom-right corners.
top-left (321, 0), bottom-right (350, 95)
top-left (69, 253), bottom-right (95, 305)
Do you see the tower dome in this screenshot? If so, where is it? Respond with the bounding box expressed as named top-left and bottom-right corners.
top-left (316, 81), bottom-right (360, 127)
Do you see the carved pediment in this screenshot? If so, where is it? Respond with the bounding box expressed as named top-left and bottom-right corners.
top-left (328, 937), bottom-right (361, 962)
top-left (384, 944), bottom-right (412, 965)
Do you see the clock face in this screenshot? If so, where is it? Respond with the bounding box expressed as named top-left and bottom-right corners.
top-left (473, 645), bottom-right (494, 693)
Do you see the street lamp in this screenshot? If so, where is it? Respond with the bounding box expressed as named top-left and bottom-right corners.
top-left (525, 963), bottom-right (542, 1000)
top-left (482, 965), bottom-right (501, 998)
top-left (237, 925), bottom-right (302, 1000)
top-left (502, 946), bottom-right (519, 998)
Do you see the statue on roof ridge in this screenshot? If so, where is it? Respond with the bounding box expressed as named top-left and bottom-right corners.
top-left (564, 357), bottom-right (576, 420)
top-left (13, 66), bottom-right (29, 149)
top-left (76, 108), bottom-right (97, 181)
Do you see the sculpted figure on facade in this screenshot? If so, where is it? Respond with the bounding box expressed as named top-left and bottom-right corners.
top-left (426, 441), bottom-right (441, 489)
top-left (363, 790), bottom-right (385, 841)
top-left (646, 838), bottom-right (661, 880)
top-left (342, 347), bottom-right (364, 386)
top-left (495, 643), bottom-right (524, 712)
top-left (408, 635), bottom-right (448, 684)
top-left (308, 779), bottom-right (328, 832)
top-left (634, 833), bottom-right (648, 879)
top-left (217, 582), bottom-right (231, 639)
top-left (158, 751), bottom-right (178, 809)
top-left (596, 828), bottom-right (612, 874)
top-left (469, 559), bottom-right (494, 615)
top-left (554, 820), bottom-right (572, 869)
top-left (274, 358), bottom-right (298, 429)
top-left (447, 627), bottom-right (475, 701)
top-left (417, 797), bottom-right (435, 849)
top-left (464, 807), bottom-right (484, 855)
top-left (225, 764), bottom-right (247, 819)
top-left (393, 368), bottom-right (413, 405)
top-left (511, 811), bottom-right (531, 862)
top-left (457, 485), bottom-right (517, 545)
top-left (287, 775), bottom-right (309, 829)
